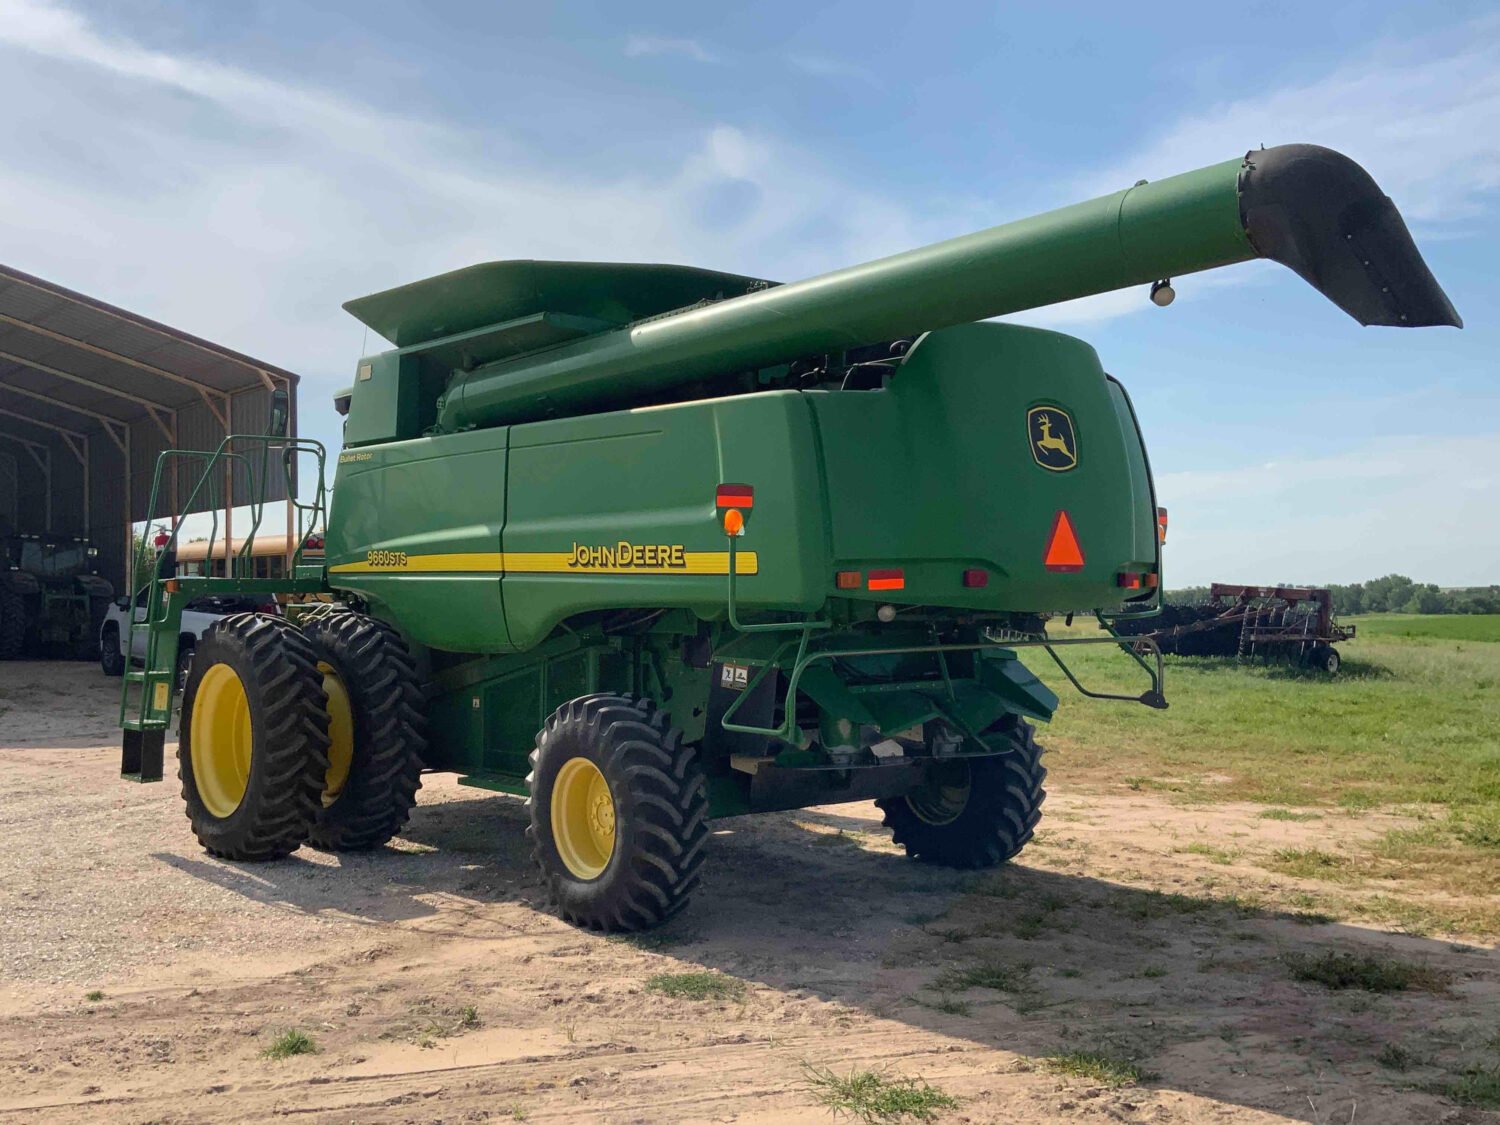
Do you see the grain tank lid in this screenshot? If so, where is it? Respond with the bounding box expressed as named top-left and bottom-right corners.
top-left (343, 260), bottom-right (777, 347)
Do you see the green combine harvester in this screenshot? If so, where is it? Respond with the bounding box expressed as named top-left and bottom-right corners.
top-left (120, 145), bottom-right (1458, 930)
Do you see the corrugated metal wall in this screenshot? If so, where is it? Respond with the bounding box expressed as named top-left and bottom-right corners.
top-left (0, 448), bottom-right (20, 529)
top-left (0, 385), bottom-right (296, 597)
top-left (90, 431), bottom-right (128, 596)
top-left (0, 429), bottom-right (131, 596)
top-left (128, 385), bottom-right (294, 525)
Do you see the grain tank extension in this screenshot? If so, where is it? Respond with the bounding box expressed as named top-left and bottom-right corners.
top-left (120, 145), bottom-right (1458, 931)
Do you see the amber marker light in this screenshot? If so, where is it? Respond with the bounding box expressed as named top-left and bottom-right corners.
top-left (722, 508), bottom-right (745, 537)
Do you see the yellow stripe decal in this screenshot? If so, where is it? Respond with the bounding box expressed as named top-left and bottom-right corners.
top-left (330, 551), bottom-right (758, 576)
top-left (330, 552), bottom-right (502, 574)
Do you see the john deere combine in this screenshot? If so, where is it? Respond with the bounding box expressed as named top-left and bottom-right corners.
top-left (120, 145), bottom-right (1458, 930)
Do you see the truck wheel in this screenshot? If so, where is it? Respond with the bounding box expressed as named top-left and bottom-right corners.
top-left (0, 586), bottom-right (24, 660)
top-left (300, 611), bottom-right (427, 851)
top-left (877, 717), bottom-right (1047, 869)
top-left (527, 694), bottom-right (709, 932)
top-left (178, 614), bottom-right (331, 861)
top-left (99, 622), bottom-right (125, 676)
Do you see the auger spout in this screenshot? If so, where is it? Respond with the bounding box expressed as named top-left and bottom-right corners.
top-left (345, 144), bottom-right (1458, 434)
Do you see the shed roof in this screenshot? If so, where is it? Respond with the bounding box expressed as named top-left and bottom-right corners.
top-left (0, 262), bottom-right (300, 520)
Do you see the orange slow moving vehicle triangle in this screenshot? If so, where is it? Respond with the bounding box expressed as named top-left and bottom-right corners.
top-left (1044, 510), bottom-right (1085, 572)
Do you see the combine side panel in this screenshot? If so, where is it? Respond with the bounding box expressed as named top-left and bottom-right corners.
top-left (499, 391), bottom-right (827, 650)
top-left (326, 427), bottom-right (513, 653)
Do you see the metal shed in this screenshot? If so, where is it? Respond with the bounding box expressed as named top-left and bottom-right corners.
top-left (0, 263), bottom-right (299, 597)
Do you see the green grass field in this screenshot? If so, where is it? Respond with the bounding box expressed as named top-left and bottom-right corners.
top-left (1352, 614), bottom-right (1500, 644)
top-left (1022, 613), bottom-right (1500, 865)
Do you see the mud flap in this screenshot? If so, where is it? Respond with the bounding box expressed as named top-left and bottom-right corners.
top-left (121, 729), bottom-right (164, 783)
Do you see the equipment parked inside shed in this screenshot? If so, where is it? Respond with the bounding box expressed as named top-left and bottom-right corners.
top-left (119, 144), bottom-right (1458, 930)
top-left (1114, 584), bottom-right (1354, 673)
top-left (0, 532), bottom-right (113, 660)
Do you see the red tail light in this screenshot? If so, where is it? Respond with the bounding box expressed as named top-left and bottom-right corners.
top-left (715, 483), bottom-right (754, 509)
top-left (867, 568), bottom-right (905, 591)
top-left (962, 568), bottom-right (988, 588)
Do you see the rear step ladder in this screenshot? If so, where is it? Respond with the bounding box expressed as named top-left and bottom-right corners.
top-left (120, 586), bottom-right (185, 782)
top-left (117, 426), bottom-right (330, 781)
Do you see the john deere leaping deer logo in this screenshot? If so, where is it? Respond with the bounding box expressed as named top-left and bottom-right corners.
top-left (1027, 406), bottom-right (1078, 472)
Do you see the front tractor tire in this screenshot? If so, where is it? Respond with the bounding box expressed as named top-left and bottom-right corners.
top-left (178, 614), bottom-right (331, 861)
top-left (527, 694), bottom-right (709, 932)
top-left (300, 610), bottom-right (427, 852)
top-left (877, 717), bottom-right (1048, 869)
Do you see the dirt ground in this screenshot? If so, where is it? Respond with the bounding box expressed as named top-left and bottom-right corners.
top-left (0, 662), bottom-right (1495, 1124)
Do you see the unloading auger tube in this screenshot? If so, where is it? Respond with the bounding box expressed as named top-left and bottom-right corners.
top-left (433, 143), bottom-right (1460, 431)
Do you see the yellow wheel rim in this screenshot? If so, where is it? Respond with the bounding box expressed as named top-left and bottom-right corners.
top-left (319, 661), bottom-right (353, 807)
top-left (551, 757), bottom-right (616, 880)
top-left (907, 762), bottom-right (971, 826)
top-left (190, 663), bottom-right (254, 819)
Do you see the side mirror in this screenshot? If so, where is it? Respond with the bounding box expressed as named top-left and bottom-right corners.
top-left (268, 388), bottom-right (290, 438)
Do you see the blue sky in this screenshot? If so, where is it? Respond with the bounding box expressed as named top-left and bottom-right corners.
top-left (0, 0), bottom-right (1495, 585)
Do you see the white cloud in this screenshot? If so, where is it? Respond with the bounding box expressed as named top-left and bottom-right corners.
top-left (1001, 18), bottom-right (1500, 330)
top-left (1080, 20), bottom-right (1500, 226)
top-left (1156, 433), bottom-right (1500, 587)
top-left (785, 53), bottom-right (877, 84)
top-left (0, 0), bottom-right (931, 414)
top-left (623, 35), bottom-right (719, 64)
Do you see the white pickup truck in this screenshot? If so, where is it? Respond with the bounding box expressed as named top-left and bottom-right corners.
top-left (99, 589), bottom-right (280, 680)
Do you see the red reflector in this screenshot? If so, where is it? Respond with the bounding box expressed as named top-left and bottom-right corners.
top-left (867, 568), bottom-right (905, 591)
top-left (1043, 511), bottom-right (1085, 573)
top-left (1117, 572), bottom-right (1142, 589)
top-left (716, 483), bottom-right (754, 509)
top-left (835, 570), bottom-right (862, 589)
top-left (1157, 506), bottom-right (1169, 545)
top-left (962, 568), bottom-right (988, 588)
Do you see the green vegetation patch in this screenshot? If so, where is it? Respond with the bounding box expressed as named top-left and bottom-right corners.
top-left (1439, 1066), bottom-right (1500, 1110)
top-left (932, 960), bottom-right (1031, 993)
top-left (1266, 847), bottom-right (1356, 882)
top-left (1026, 618), bottom-right (1500, 817)
top-left (1257, 808), bottom-right (1323, 822)
top-left (1357, 614), bottom-right (1500, 644)
top-left (804, 1064), bottom-right (959, 1123)
top-left (262, 1028), bottom-right (317, 1059)
top-left (1283, 950), bottom-right (1450, 993)
top-left (645, 970), bottom-right (746, 1002)
top-left (1043, 1050), bottom-right (1153, 1087)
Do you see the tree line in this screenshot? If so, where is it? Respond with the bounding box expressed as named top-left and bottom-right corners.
top-left (1165, 575), bottom-right (1500, 616)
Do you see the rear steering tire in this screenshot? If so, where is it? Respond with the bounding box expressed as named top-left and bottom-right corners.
top-left (527, 694), bottom-right (709, 932)
top-left (877, 716), bottom-right (1048, 868)
top-left (178, 614), bottom-right (331, 860)
top-left (300, 610), bottom-right (427, 851)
